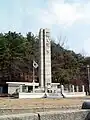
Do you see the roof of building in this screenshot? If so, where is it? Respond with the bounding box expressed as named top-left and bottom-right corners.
top-left (6, 82), bottom-right (39, 86)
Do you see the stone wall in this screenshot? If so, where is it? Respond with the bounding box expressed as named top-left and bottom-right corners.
top-left (0, 110), bottom-right (90, 120)
top-left (38, 110), bottom-right (90, 120)
top-left (0, 113), bottom-right (38, 120)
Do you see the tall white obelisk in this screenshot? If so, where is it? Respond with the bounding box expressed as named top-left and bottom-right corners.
top-left (39, 29), bottom-right (44, 89)
top-left (39, 28), bottom-right (51, 91)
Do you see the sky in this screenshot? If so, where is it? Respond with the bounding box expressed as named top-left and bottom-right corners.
top-left (0, 0), bottom-right (90, 56)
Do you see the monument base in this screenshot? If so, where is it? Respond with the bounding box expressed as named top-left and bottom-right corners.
top-left (19, 92), bottom-right (45, 98)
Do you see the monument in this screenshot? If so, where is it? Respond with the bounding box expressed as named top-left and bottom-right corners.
top-left (6, 28), bottom-right (86, 98)
top-left (39, 28), bottom-right (51, 91)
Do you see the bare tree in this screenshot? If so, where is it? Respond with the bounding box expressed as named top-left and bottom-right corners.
top-left (57, 34), bottom-right (69, 49)
top-left (80, 48), bottom-right (87, 57)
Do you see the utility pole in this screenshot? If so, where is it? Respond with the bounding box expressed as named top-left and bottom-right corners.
top-left (87, 65), bottom-right (90, 94)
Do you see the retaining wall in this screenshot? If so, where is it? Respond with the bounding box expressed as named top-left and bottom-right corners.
top-left (0, 110), bottom-right (90, 120)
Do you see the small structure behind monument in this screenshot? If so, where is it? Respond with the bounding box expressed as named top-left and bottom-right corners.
top-left (6, 82), bottom-right (45, 98)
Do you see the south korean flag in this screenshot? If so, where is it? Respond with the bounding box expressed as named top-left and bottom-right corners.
top-left (33, 60), bottom-right (38, 68)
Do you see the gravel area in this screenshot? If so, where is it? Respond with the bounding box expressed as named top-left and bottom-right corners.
top-left (0, 97), bottom-right (89, 114)
top-left (0, 97), bottom-right (89, 109)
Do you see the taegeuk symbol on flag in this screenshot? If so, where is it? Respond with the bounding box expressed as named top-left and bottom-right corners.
top-left (33, 60), bottom-right (38, 68)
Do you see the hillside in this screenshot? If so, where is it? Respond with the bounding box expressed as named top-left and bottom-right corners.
top-left (0, 31), bottom-right (89, 91)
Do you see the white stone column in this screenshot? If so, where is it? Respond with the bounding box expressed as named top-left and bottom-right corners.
top-left (26, 86), bottom-right (28, 92)
top-left (72, 85), bottom-right (74, 92)
top-left (82, 85), bottom-right (85, 92)
top-left (61, 85), bottom-right (64, 93)
top-left (20, 85), bottom-right (22, 92)
top-left (33, 86), bottom-right (35, 93)
top-left (33, 83), bottom-right (35, 93)
top-left (44, 29), bottom-right (51, 88)
top-left (39, 29), bottom-right (44, 89)
top-left (76, 86), bottom-right (79, 92)
top-left (39, 28), bottom-right (52, 91)
top-left (69, 85), bottom-right (72, 92)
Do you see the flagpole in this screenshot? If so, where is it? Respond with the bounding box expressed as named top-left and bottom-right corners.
top-left (33, 64), bottom-right (34, 83)
top-left (33, 60), bottom-right (35, 93)
top-left (32, 60), bottom-right (38, 93)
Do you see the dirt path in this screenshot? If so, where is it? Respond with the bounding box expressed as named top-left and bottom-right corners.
top-left (0, 97), bottom-right (89, 109)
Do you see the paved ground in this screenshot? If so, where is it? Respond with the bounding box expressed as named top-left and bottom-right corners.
top-left (0, 96), bottom-right (89, 109)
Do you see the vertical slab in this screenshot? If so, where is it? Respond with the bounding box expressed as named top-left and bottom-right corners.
top-left (39, 28), bottom-right (52, 91)
top-left (44, 29), bottom-right (51, 89)
top-left (39, 29), bottom-right (44, 89)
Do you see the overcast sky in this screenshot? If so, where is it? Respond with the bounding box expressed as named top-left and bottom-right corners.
top-left (0, 0), bottom-right (90, 56)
